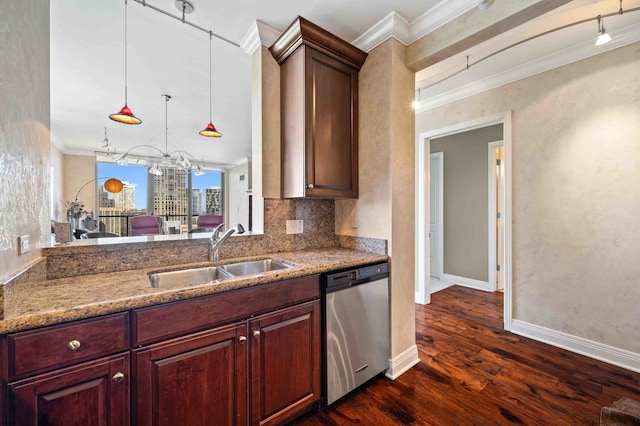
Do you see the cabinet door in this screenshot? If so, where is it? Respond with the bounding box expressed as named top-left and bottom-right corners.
top-left (133, 322), bottom-right (247, 426)
top-left (305, 48), bottom-right (358, 199)
top-left (249, 300), bottom-right (320, 426)
top-left (9, 353), bottom-right (129, 426)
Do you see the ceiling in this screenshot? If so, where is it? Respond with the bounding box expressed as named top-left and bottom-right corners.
top-left (50, 0), bottom-right (444, 167)
top-left (415, 0), bottom-right (640, 110)
top-left (50, 0), bottom-right (640, 166)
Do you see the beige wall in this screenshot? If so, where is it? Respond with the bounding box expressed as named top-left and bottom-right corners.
top-left (62, 154), bottom-right (96, 215)
top-left (431, 124), bottom-right (503, 282)
top-left (254, 45), bottom-right (281, 200)
top-left (336, 39), bottom-right (416, 359)
top-left (416, 42), bottom-right (640, 354)
top-left (0, 0), bottom-right (51, 282)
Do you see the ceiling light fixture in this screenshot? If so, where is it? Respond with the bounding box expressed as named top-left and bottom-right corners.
top-left (595, 15), bottom-right (612, 46)
top-left (412, 88), bottom-right (421, 110)
top-left (113, 94), bottom-right (199, 175)
top-left (102, 127), bottom-right (109, 148)
top-left (109, 0), bottom-right (142, 125)
top-left (420, 1), bottom-right (637, 91)
top-left (200, 31), bottom-right (223, 138)
top-left (478, 0), bottom-right (495, 11)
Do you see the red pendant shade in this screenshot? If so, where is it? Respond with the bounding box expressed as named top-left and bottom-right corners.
top-left (199, 122), bottom-right (222, 138)
top-left (109, 104), bottom-right (142, 125)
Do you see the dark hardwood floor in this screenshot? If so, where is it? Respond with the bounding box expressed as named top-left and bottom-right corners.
top-left (293, 286), bottom-right (640, 425)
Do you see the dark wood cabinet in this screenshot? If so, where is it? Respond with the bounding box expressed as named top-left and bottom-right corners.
top-left (9, 353), bottom-right (129, 426)
top-left (133, 322), bottom-right (247, 425)
top-left (249, 300), bottom-right (321, 425)
top-left (271, 17), bottom-right (367, 199)
top-left (3, 274), bottom-right (322, 426)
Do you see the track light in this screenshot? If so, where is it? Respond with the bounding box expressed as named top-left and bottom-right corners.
top-left (595, 15), bottom-right (612, 45)
top-left (478, 0), bottom-right (495, 11)
top-left (102, 127), bottom-right (109, 148)
top-left (109, 0), bottom-right (142, 124)
top-left (200, 31), bottom-right (222, 138)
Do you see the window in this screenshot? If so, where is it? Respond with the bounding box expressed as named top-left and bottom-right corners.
top-left (97, 161), bottom-right (223, 235)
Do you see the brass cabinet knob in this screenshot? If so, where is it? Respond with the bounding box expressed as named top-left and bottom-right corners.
top-left (238, 336), bottom-right (247, 343)
top-left (112, 372), bottom-right (125, 383)
top-left (252, 330), bottom-right (261, 337)
top-left (306, 183), bottom-right (314, 189)
top-left (67, 340), bottom-right (81, 351)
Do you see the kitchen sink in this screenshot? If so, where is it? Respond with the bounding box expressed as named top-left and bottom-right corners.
top-left (219, 259), bottom-right (294, 277)
top-left (149, 267), bottom-right (233, 289)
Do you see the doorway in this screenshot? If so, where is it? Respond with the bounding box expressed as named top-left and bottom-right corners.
top-left (488, 142), bottom-right (505, 291)
top-left (429, 152), bottom-right (450, 294)
top-left (415, 112), bottom-right (513, 330)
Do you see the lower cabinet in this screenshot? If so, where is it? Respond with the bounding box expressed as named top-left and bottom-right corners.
top-left (250, 300), bottom-right (320, 426)
top-left (133, 322), bottom-right (248, 425)
top-left (132, 300), bottom-right (320, 425)
top-left (3, 275), bottom-right (322, 426)
top-left (8, 353), bottom-right (129, 426)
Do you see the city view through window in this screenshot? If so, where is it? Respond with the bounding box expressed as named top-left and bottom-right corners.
top-left (97, 162), bottom-right (222, 236)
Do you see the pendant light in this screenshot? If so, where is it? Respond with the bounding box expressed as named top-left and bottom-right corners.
top-left (199, 31), bottom-right (222, 137)
top-left (110, 0), bottom-right (142, 125)
top-left (595, 15), bottom-right (612, 46)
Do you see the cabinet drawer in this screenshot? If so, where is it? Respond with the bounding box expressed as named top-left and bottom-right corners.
top-left (7, 312), bottom-right (129, 380)
top-left (132, 275), bottom-right (320, 346)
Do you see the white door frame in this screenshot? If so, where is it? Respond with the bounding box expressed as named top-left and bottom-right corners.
top-left (430, 152), bottom-right (444, 280)
top-left (415, 111), bottom-right (514, 331)
top-left (488, 140), bottom-right (504, 292)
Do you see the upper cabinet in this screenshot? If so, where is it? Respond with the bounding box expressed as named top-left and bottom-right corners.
top-left (270, 17), bottom-right (367, 199)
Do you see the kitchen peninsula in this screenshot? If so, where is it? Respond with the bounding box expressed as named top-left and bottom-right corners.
top-left (0, 235), bottom-right (387, 425)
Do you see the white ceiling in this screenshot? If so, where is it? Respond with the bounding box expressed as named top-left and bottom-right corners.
top-left (50, 0), bottom-right (444, 166)
top-left (50, 0), bottom-right (640, 166)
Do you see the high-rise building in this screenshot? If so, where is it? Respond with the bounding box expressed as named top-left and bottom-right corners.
top-left (98, 206), bottom-right (123, 235)
top-left (205, 187), bottom-right (222, 215)
top-left (153, 167), bottom-right (188, 223)
top-left (191, 189), bottom-right (203, 215)
top-left (98, 186), bottom-right (115, 208)
top-left (113, 182), bottom-right (135, 210)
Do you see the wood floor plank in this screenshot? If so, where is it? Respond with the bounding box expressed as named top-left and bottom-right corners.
top-left (292, 286), bottom-right (640, 425)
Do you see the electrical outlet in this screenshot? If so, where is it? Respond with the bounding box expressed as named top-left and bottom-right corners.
top-left (352, 210), bottom-right (359, 229)
top-left (286, 220), bottom-right (304, 234)
top-left (18, 235), bottom-right (30, 255)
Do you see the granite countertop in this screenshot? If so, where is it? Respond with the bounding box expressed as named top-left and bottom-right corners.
top-left (1, 248), bottom-right (387, 335)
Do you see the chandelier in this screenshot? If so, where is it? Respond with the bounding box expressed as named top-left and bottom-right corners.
top-left (113, 94), bottom-right (203, 176)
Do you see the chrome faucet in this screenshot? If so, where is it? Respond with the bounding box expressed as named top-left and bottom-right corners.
top-left (210, 223), bottom-right (245, 262)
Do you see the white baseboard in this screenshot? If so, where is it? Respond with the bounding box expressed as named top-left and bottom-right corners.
top-left (511, 320), bottom-right (640, 373)
top-left (385, 345), bottom-right (420, 380)
top-left (441, 273), bottom-right (490, 292)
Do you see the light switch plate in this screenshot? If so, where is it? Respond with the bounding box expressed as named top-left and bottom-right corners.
top-left (18, 235), bottom-right (30, 255)
top-left (286, 220), bottom-right (303, 234)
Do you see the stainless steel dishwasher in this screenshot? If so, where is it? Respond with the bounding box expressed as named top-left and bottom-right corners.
top-left (323, 262), bottom-right (390, 405)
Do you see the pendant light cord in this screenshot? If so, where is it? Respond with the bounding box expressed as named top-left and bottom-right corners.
top-left (163, 94), bottom-right (170, 153)
top-left (209, 31), bottom-right (212, 123)
top-left (124, 0), bottom-right (129, 104)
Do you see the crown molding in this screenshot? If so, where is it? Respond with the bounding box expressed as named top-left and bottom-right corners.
top-left (352, 0), bottom-right (477, 52)
top-left (240, 20), bottom-right (282, 55)
top-left (351, 11), bottom-right (411, 52)
top-left (415, 20), bottom-right (640, 113)
top-left (409, 0), bottom-right (478, 43)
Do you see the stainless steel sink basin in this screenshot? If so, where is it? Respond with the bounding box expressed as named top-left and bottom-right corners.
top-left (219, 259), bottom-right (294, 277)
top-left (149, 267), bottom-right (233, 288)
